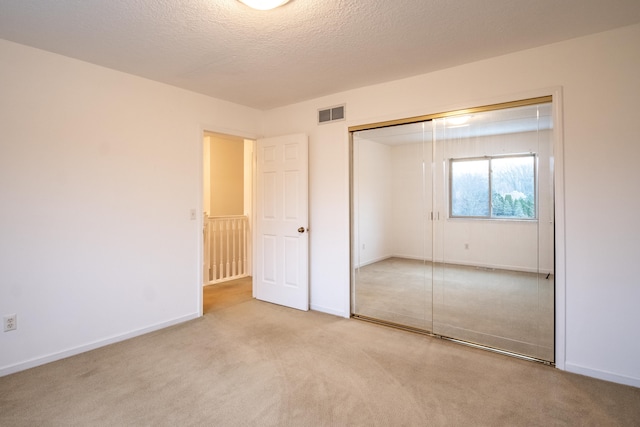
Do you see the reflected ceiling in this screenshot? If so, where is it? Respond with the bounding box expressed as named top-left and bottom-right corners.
top-left (354, 104), bottom-right (552, 146)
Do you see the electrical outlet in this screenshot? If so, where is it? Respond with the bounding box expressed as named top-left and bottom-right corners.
top-left (190, 209), bottom-right (197, 221)
top-left (4, 314), bottom-right (17, 332)
top-left (464, 243), bottom-right (469, 249)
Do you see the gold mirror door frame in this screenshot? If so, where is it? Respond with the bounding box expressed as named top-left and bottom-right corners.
top-left (350, 96), bottom-right (555, 363)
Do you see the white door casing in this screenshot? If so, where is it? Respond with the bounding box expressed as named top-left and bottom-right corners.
top-left (256, 133), bottom-right (309, 311)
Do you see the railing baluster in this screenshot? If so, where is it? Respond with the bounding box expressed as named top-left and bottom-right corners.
top-left (241, 219), bottom-right (247, 276)
top-left (224, 220), bottom-right (230, 278)
top-left (214, 220), bottom-right (218, 282)
top-left (232, 219), bottom-right (237, 276)
top-left (218, 220), bottom-right (223, 280)
top-left (203, 216), bottom-right (209, 282)
top-left (203, 215), bottom-right (250, 285)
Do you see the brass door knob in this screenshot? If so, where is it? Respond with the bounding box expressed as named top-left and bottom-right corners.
top-left (298, 227), bottom-right (306, 233)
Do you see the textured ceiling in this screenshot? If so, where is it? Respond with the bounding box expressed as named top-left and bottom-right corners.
top-left (1, 0), bottom-right (639, 110)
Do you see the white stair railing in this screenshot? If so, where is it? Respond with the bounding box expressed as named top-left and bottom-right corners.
top-left (203, 215), bottom-right (249, 285)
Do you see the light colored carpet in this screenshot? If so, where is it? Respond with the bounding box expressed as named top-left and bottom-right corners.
top-left (1, 278), bottom-right (639, 426)
top-left (354, 257), bottom-right (554, 361)
top-left (203, 275), bottom-right (253, 314)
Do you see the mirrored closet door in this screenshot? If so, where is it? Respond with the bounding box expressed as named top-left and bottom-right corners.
top-left (352, 121), bottom-right (434, 331)
top-left (351, 97), bottom-right (555, 362)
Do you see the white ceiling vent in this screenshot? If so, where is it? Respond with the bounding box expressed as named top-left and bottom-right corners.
top-left (318, 104), bottom-right (345, 124)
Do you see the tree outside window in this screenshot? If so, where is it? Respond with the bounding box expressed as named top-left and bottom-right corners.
top-left (450, 154), bottom-right (535, 219)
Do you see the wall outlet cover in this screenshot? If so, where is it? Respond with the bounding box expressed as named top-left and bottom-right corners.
top-left (4, 314), bottom-right (17, 332)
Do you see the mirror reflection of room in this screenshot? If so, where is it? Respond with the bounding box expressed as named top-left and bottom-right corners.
top-left (352, 100), bottom-right (555, 362)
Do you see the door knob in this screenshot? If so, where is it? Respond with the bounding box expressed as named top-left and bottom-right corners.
top-left (298, 227), bottom-right (306, 233)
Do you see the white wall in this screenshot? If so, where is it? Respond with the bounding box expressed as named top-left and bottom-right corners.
top-left (353, 139), bottom-right (393, 266)
top-left (261, 24), bottom-right (640, 387)
top-left (390, 141), bottom-right (433, 261)
top-left (0, 39), bottom-right (260, 375)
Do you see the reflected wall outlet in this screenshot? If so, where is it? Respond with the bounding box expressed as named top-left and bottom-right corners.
top-left (4, 314), bottom-right (17, 332)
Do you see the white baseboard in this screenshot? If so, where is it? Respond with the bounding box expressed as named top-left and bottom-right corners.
top-left (0, 313), bottom-right (199, 377)
top-left (357, 254), bottom-right (544, 274)
top-left (565, 362), bottom-right (640, 388)
top-left (310, 304), bottom-right (349, 318)
top-left (445, 259), bottom-right (553, 275)
top-left (353, 254), bottom-right (393, 269)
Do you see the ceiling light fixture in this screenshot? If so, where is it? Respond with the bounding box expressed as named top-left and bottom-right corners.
top-left (237, 0), bottom-right (290, 10)
top-left (447, 115), bottom-right (471, 126)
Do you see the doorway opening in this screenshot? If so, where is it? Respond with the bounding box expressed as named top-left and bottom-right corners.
top-left (202, 131), bottom-right (254, 314)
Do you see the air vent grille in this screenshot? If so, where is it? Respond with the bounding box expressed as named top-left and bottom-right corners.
top-left (318, 104), bottom-right (346, 124)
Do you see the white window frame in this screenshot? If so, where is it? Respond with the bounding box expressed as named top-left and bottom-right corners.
top-left (449, 153), bottom-right (537, 220)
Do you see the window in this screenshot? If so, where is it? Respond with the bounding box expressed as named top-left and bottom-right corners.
top-left (450, 154), bottom-right (536, 219)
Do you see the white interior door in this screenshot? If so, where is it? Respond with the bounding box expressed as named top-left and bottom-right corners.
top-left (256, 133), bottom-right (309, 311)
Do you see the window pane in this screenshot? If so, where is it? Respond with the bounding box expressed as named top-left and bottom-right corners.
top-left (491, 156), bottom-right (535, 218)
top-left (451, 159), bottom-right (489, 217)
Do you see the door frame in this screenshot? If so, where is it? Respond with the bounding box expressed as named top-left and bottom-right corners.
top-left (347, 87), bottom-right (566, 369)
top-left (197, 126), bottom-right (259, 317)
